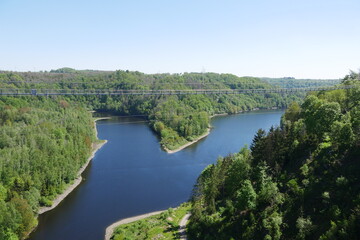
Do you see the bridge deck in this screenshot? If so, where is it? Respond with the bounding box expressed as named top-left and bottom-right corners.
top-left (0, 85), bottom-right (355, 96)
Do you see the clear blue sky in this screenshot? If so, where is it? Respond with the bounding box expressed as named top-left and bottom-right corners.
top-left (1, 0), bottom-right (359, 79)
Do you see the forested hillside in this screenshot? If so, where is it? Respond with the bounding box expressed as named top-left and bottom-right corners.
top-left (0, 70), bottom-right (305, 150)
top-left (0, 69), bottom-right (350, 239)
top-left (0, 69), bottom-right (316, 239)
top-left (0, 97), bottom-right (95, 239)
top-left (188, 73), bottom-right (360, 239)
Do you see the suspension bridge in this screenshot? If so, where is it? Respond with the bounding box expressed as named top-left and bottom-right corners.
top-left (0, 85), bottom-right (355, 96)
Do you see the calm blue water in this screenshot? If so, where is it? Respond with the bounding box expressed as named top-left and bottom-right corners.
top-left (29, 110), bottom-right (284, 240)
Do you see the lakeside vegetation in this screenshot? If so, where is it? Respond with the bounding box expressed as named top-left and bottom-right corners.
top-left (0, 69), bottom-right (330, 150)
top-left (0, 69), bottom-right (347, 239)
top-left (111, 203), bottom-right (191, 240)
top-left (0, 97), bottom-right (96, 239)
top-left (188, 73), bottom-right (360, 239)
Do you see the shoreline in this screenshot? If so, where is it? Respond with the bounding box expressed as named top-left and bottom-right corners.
top-left (162, 108), bottom-right (282, 154)
top-left (211, 112), bottom-right (230, 118)
top-left (163, 128), bottom-right (211, 154)
top-left (38, 117), bottom-right (108, 215)
top-left (104, 210), bottom-right (166, 240)
top-left (94, 116), bottom-right (112, 121)
top-left (104, 108), bottom-right (282, 239)
top-left (161, 112), bottom-right (231, 154)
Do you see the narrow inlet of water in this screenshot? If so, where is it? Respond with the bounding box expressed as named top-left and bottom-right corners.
top-left (29, 110), bottom-right (284, 240)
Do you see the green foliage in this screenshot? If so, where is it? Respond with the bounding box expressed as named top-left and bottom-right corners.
top-left (0, 70), bottom-right (349, 239)
top-left (296, 216), bottom-right (313, 239)
top-left (235, 180), bottom-right (257, 210)
top-left (189, 150), bottom-right (284, 240)
top-left (0, 70), bottom-right (304, 150)
top-left (0, 97), bottom-right (95, 239)
top-left (111, 203), bottom-right (191, 240)
top-left (188, 74), bottom-right (360, 239)
top-left (302, 95), bottom-right (341, 138)
top-left (284, 101), bottom-right (301, 122)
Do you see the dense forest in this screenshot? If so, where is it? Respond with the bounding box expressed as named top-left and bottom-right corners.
top-left (188, 73), bottom-right (360, 239)
top-left (0, 69), bottom-right (325, 150)
top-left (0, 97), bottom-right (95, 239)
top-left (0, 69), bottom-right (343, 239)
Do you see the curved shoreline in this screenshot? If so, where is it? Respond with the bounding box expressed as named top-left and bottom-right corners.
top-left (38, 117), bottom-right (108, 215)
top-left (162, 109), bottom-right (281, 154)
top-left (163, 128), bottom-right (211, 154)
top-left (104, 210), bottom-right (166, 240)
top-left (161, 112), bottom-right (234, 154)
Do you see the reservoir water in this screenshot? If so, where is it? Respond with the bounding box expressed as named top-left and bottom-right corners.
top-left (29, 110), bottom-right (284, 240)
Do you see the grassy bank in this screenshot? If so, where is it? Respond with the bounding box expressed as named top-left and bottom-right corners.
top-left (111, 203), bottom-right (191, 240)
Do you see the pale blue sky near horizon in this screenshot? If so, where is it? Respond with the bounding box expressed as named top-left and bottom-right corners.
top-left (0, 0), bottom-right (359, 79)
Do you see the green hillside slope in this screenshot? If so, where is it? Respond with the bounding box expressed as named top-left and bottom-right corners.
top-left (188, 73), bottom-right (360, 240)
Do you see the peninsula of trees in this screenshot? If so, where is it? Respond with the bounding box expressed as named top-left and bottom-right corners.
top-left (0, 69), bottom-right (322, 151)
top-left (0, 69), bottom-right (343, 239)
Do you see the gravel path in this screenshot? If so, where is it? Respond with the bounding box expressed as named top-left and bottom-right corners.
top-left (179, 213), bottom-right (191, 240)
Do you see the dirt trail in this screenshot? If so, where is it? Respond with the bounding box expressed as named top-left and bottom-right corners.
top-left (179, 213), bottom-right (191, 240)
